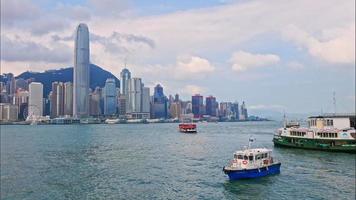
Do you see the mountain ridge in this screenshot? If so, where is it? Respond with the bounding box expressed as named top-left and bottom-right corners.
top-left (16, 64), bottom-right (120, 97)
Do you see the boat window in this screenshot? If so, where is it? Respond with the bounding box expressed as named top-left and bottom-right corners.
top-left (255, 155), bottom-right (261, 160)
top-left (249, 156), bottom-right (253, 161)
top-left (264, 153), bottom-right (268, 158)
top-left (243, 156), bottom-right (248, 160)
top-left (237, 155), bottom-right (243, 159)
top-left (234, 154), bottom-right (238, 159)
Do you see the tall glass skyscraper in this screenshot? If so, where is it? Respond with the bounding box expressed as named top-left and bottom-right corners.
top-left (120, 68), bottom-right (131, 96)
top-left (73, 23), bottom-right (90, 118)
top-left (104, 78), bottom-right (117, 115)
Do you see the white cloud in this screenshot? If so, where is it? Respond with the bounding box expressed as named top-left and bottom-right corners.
top-left (229, 51), bottom-right (280, 72)
top-left (283, 24), bottom-right (355, 64)
top-left (182, 85), bottom-right (206, 96)
top-left (174, 56), bottom-right (215, 78)
top-left (0, 0), bottom-right (41, 24)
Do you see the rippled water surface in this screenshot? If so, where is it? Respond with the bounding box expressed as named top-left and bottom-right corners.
top-left (1, 122), bottom-right (355, 199)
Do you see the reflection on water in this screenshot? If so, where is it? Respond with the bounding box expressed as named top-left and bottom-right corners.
top-left (1, 122), bottom-right (355, 200)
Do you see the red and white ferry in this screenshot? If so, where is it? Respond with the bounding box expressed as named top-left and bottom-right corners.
top-left (179, 123), bottom-right (197, 133)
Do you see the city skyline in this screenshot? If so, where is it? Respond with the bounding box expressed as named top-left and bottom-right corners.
top-left (0, 0), bottom-right (355, 115)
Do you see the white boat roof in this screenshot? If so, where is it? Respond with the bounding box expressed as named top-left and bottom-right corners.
top-left (234, 148), bottom-right (271, 155)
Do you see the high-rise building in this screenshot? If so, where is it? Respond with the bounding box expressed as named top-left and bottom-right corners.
top-left (142, 87), bottom-right (150, 114)
top-left (73, 23), bottom-right (90, 118)
top-left (127, 78), bottom-right (142, 113)
top-left (89, 87), bottom-right (102, 116)
top-left (232, 102), bottom-right (239, 120)
top-left (0, 103), bottom-right (18, 122)
top-left (169, 102), bottom-right (181, 119)
top-left (120, 68), bottom-right (131, 96)
top-left (192, 94), bottom-right (204, 118)
top-left (104, 78), bottom-right (117, 115)
top-left (56, 82), bottom-right (65, 116)
top-left (50, 82), bottom-right (58, 118)
top-left (239, 101), bottom-right (248, 120)
top-left (206, 96), bottom-right (217, 117)
top-left (13, 89), bottom-right (29, 116)
top-left (151, 84), bottom-right (167, 119)
top-left (64, 82), bottom-right (73, 116)
top-left (28, 82), bottom-right (43, 117)
top-left (118, 95), bottom-right (126, 116)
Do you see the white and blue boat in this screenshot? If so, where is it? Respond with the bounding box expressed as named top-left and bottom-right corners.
top-left (223, 139), bottom-right (281, 180)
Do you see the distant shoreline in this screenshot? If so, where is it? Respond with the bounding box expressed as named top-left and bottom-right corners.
top-left (0, 119), bottom-right (272, 126)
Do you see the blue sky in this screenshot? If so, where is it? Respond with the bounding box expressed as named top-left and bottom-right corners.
top-left (1, 0), bottom-right (355, 116)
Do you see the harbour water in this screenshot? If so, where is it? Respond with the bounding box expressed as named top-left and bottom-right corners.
top-left (1, 122), bottom-right (355, 199)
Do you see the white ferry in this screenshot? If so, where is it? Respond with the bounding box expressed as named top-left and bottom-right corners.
top-left (273, 113), bottom-right (356, 153)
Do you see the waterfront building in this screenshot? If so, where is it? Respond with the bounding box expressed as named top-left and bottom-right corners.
top-left (13, 89), bottom-right (29, 117)
top-left (104, 78), bottom-right (117, 115)
top-left (118, 95), bottom-right (126, 116)
top-left (56, 82), bottom-right (65, 116)
top-left (0, 103), bottom-right (18, 122)
top-left (192, 94), bottom-right (204, 118)
top-left (232, 102), bottom-right (239, 120)
top-left (151, 84), bottom-right (168, 119)
top-left (127, 78), bottom-right (142, 113)
top-left (73, 23), bottom-right (90, 118)
top-left (219, 102), bottom-right (234, 119)
top-left (120, 68), bottom-right (131, 97)
top-left (142, 87), bottom-right (150, 114)
top-left (64, 82), bottom-right (73, 116)
top-left (169, 102), bottom-right (181, 119)
top-left (206, 96), bottom-right (217, 117)
top-left (28, 82), bottom-right (43, 117)
top-left (89, 87), bottom-right (102, 116)
top-left (239, 101), bottom-right (248, 120)
top-left (50, 82), bottom-right (58, 118)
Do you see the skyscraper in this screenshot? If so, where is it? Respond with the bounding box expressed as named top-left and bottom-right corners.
top-left (142, 87), bottom-right (150, 114)
top-left (127, 78), bottom-right (142, 113)
top-left (50, 82), bottom-right (58, 118)
top-left (239, 101), bottom-right (248, 120)
top-left (73, 23), bottom-right (90, 118)
top-left (120, 68), bottom-right (131, 96)
top-left (206, 96), bottom-right (217, 116)
top-left (56, 82), bottom-right (64, 116)
top-left (64, 82), bottom-right (73, 116)
top-left (192, 94), bottom-right (203, 118)
top-left (104, 78), bottom-right (117, 115)
top-left (28, 82), bottom-right (43, 117)
top-left (89, 87), bottom-right (102, 116)
top-left (152, 84), bottom-right (167, 119)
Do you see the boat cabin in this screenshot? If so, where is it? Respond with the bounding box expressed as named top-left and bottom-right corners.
top-left (308, 113), bottom-right (356, 130)
top-left (231, 148), bottom-right (274, 169)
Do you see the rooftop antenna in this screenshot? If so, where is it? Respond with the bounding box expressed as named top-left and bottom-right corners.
top-left (283, 110), bottom-right (287, 128)
top-left (333, 91), bottom-right (336, 115)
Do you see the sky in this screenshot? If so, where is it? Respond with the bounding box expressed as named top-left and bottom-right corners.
top-left (0, 0), bottom-right (355, 116)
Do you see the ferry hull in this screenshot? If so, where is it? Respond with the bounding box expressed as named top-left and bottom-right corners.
top-left (273, 137), bottom-right (356, 153)
top-left (223, 163), bottom-right (281, 180)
